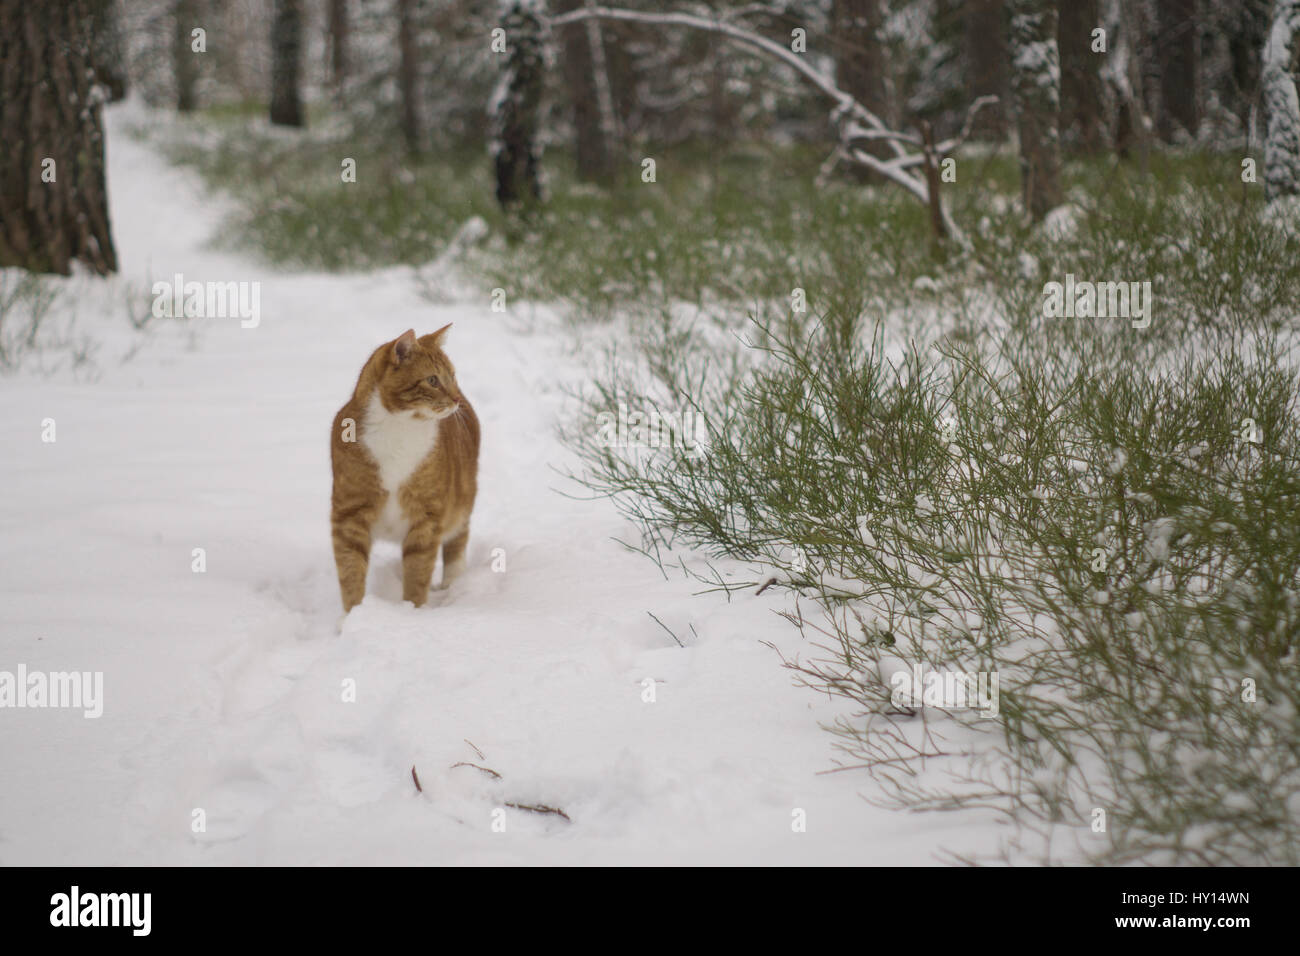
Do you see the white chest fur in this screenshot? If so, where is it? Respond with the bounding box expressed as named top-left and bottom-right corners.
top-left (361, 393), bottom-right (440, 540)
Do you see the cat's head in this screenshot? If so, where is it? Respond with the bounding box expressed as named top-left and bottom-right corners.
top-left (375, 326), bottom-right (465, 420)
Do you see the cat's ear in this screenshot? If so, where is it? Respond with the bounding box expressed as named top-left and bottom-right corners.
top-left (391, 329), bottom-right (418, 365)
top-left (422, 323), bottom-right (452, 351)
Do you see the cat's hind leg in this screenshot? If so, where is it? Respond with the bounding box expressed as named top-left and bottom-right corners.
top-left (438, 526), bottom-right (469, 590)
top-left (332, 508), bottom-right (375, 614)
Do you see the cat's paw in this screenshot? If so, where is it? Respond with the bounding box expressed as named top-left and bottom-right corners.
top-left (438, 557), bottom-right (467, 590)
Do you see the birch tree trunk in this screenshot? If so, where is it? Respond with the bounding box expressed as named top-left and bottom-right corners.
top-left (1263, 0), bottom-right (1300, 199)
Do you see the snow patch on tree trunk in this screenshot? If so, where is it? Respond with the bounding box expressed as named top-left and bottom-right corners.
top-left (490, 0), bottom-right (549, 213)
top-left (1263, 0), bottom-right (1300, 199)
top-left (1008, 3), bottom-right (1062, 221)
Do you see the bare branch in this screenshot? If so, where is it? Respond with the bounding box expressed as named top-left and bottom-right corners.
top-left (551, 6), bottom-right (890, 135)
top-left (934, 95), bottom-right (1000, 154)
top-left (548, 4), bottom-right (974, 246)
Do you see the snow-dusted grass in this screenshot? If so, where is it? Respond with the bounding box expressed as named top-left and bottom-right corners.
top-left (17, 103), bottom-right (1292, 865)
top-left (0, 268), bottom-right (180, 377)
top-left (559, 153), bottom-right (1300, 863)
top-left (134, 110), bottom-right (497, 272)
top-left (0, 102), bottom-right (1026, 866)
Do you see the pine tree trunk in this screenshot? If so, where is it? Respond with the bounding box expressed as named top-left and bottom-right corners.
top-left (1059, 0), bottom-right (1107, 152)
top-left (174, 0), bottom-right (198, 112)
top-left (832, 0), bottom-right (891, 128)
top-left (398, 0), bottom-right (422, 154)
top-left (1223, 3), bottom-right (1269, 134)
top-left (491, 1), bottom-right (546, 214)
top-left (329, 0), bottom-right (349, 96)
top-left (965, 0), bottom-right (1009, 141)
top-left (270, 0), bottom-right (305, 127)
top-left (1155, 0), bottom-right (1200, 141)
top-left (1263, 0), bottom-right (1300, 199)
top-left (582, 4), bottom-right (620, 177)
top-left (89, 0), bottom-right (128, 102)
top-left (1009, 1), bottom-right (1063, 220)
top-left (557, 0), bottom-right (613, 182)
top-left (0, 0), bottom-right (118, 275)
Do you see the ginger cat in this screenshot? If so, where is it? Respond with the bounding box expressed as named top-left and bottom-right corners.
top-left (331, 327), bottom-right (479, 613)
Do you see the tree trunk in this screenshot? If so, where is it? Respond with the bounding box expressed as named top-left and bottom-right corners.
top-left (398, 0), bottom-right (422, 153)
top-left (1155, 0), bottom-right (1200, 141)
top-left (270, 0), bottom-right (305, 127)
top-left (1009, 1), bottom-right (1062, 220)
top-left (557, 0), bottom-right (613, 181)
top-left (89, 0), bottom-right (128, 102)
top-left (174, 0), bottom-right (198, 112)
top-left (1097, 0), bottom-right (1151, 163)
top-left (491, 1), bottom-right (546, 214)
top-left (832, 0), bottom-right (891, 131)
top-left (1223, 3), bottom-right (1269, 135)
top-left (329, 0), bottom-right (349, 96)
top-left (1263, 0), bottom-right (1300, 199)
top-left (582, 2), bottom-right (620, 176)
top-left (965, 0), bottom-right (1009, 140)
top-left (1058, 0), bottom-right (1107, 152)
top-left (0, 0), bottom-right (118, 275)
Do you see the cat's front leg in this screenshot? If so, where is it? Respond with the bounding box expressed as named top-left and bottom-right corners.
top-left (402, 519), bottom-right (441, 606)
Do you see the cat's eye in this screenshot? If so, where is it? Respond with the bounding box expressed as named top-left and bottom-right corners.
top-left (426, 375), bottom-right (440, 387)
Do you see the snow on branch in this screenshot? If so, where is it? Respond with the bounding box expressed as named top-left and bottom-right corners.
top-left (549, 4), bottom-right (992, 245)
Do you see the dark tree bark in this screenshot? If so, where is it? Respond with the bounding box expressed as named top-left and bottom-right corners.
top-left (1009, 0), bottom-right (1063, 220)
top-left (328, 0), bottom-right (349, 95)
top-left (965, 0), bottom-right (1009, 140)
top-left (0, 0), bottom-right (118, 275)
top-left (1155, 0), bottom-right (1200, 141)
top-left (1220, 1), bottom-right (1269, 135)
top-left (270, 0), bottom-right (305, 127)
top-left (398, 0), bottom-right (422, 153)
top-left (556, 0), bottom-right (613, 182)
top-left (832, 0), bottom-right (891, 181)
top-left (832, 0), bottom-right (891, 128)
top-left (89, 0), bottom-right (128, 102)
top-left (174, 0), bottom-right (198, 112)
top-left (491, 1), bottom-right (546, 213)
top-left (1058, 0), bottom-right (1107, 151)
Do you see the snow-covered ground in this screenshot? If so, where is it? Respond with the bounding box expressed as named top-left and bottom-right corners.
top-left (0, 104), bottom-right (1001, 865)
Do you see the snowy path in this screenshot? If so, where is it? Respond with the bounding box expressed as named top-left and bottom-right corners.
top-left (0, 105), bottom-right (997, 864)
